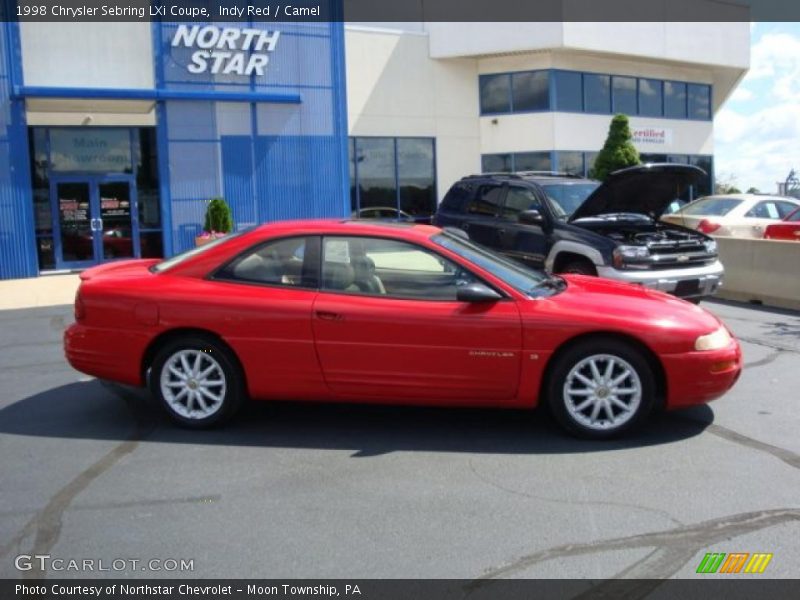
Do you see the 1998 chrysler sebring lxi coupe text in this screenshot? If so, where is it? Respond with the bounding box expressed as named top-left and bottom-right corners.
top-left (64, 221), bottom-right (741, 439)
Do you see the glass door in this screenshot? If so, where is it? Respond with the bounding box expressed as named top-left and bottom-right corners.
top-left (97, 179), bottom-right (136, 260)
top-left (53, 180), bottom-right (98, 269)
top-left (50, 176), bottom-right (139, 270)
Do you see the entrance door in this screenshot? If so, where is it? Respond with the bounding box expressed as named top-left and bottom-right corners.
top-left (51, 176), bottom-right (138, 269)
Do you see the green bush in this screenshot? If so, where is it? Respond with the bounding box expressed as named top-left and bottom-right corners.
top-left (203, 198), bottom-right (233, 234)
top-left (590, 114), bottom-right (641, 181)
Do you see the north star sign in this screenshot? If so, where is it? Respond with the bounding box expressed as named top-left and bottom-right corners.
top-left (171, 25), bottom-right (281, 76)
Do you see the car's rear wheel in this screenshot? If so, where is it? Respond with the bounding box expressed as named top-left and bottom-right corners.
top-left (546, 339), bottom-right (655, 439)
top-left (559, 259), bottom-right (597, 276)
top-left (150, 335), bottom-right (244, 428)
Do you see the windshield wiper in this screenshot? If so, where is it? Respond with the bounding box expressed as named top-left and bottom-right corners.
top-left (530, 274), bottom-right (566, 294)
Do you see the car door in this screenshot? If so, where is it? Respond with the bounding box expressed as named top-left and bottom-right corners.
top-left (461, 183), bottom-right (506, 250)
top-left (495, 185), bottom-right (550, 269)
top-left (311, 235), bottom-right (523, 403)
top-left (207, 235), bottom-right (327, 400)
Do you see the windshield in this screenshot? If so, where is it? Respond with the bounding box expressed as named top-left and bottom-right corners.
top-left (432, 231), bottom-right (561, 297)
top-left (540, 182), bottom-right (600, 219)
top-left (151, 229), bottom-right (251, 273)
top-left (681, 197), bottom-right (742, 216)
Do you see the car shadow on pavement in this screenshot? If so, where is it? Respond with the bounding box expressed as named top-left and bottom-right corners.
top-left (0, 380), bottom-right (714, 456)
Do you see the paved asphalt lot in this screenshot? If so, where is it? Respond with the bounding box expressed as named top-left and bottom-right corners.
top-left (0, 298), bottom-right (798, 581)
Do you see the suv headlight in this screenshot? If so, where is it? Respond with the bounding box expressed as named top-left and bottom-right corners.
top-left (703, 239), bottom-right (718, 255)
top-left (612, 245), bottom-right (650, 268)
top-left (695, 327), bottom-right (731, 351)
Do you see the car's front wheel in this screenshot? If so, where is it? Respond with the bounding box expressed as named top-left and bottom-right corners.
top-left (546, 339), bottom-right (655, 439)
top-left (150, 335), bottom-right (244, 428)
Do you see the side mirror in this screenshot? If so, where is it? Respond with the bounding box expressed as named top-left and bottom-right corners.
top-left (519, 209), bottom-right (544, 225)
top-left (457, 283), bottom-right (502, 303)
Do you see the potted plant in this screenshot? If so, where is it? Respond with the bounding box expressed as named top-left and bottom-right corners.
top-left (196, 197), bottom-right (233, 246)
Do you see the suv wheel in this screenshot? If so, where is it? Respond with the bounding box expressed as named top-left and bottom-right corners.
top-left (559, 259), bottom-right (597, 276)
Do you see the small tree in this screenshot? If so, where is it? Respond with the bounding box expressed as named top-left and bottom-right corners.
top-left (590, 114), bottom-right (641, 181)
top-left (203, 197), bottom-right (233, 234)
top-left (715, 174), bottom-right (741, 195)
top-left (746, 187), bottom-right (760, 194)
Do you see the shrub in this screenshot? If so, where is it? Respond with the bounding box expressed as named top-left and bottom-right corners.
top-left (590, 114), bottom-right (641, 181)
top-left (203, 198), bottom-right (233, 234)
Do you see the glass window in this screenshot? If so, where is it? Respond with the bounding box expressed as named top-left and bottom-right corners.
top-left (218, 237), bottom-right (312, 287)
top-left (612, 76), bottom-right (637, 115)
top-left (641, 154), bottom-right (668, 164)
top-left (136, 128), bottom-right (162, 231)
top-left (745, 201), bottom-right (784, 220)
top-left (555, 151), bottom-right (585, 176)
top-left (585, 152), bottom-right (599, 178)
top-left (50, 128), bottom-right (133, 173)
top-left (786, 208), bottom-right (800, 222)
top-left (514, 152), bottom-right (552, 172)
top-left (553, 71), bottom-right (582, 112)
top-left (502, 187), bottom-right (541, 221)
top-left (140, 232), bottom-right (164, 259)
top-left (584, 74), bottom-right (611, 114)
top-left (776, 201), bottom-right (800, 218)
top-left (512, 71), bottom-right (550, 111)
top-left (152, 229), bottom-right (250, 273)
top-left (480, 74), bottom-right (511, 114)
top-left (664, 81), bottom-right (687, 119)
top-left (638, 78), bottom-right (663, 117)
top-left (540, 183), bottom-right (600, 220)
top-left (322, 236), bottom-right (478, 301)
top-left (433, 233), bottom-right (551, 295)
top-left (349, 138), bottom-right (356, 213)
top-left (689, 155), bottom-right (713, 197)
top-left (682, 197), bottom-right (741, 216)
top-left (397, 138), bottom-right (435, 219)
top-left (482, 154), bottom-right (512, 173)
top-left (688, 84), bottom-right (711, 120)
top-left (355, 138), bottom-right (397, 211)
top-left (467, 185), bottom-right (504, 216)
top-left (440, 182), bottom-right (473, 213)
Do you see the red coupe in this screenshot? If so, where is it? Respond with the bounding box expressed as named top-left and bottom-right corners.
top-left (763, 207), bottom-right (800, 241)
top-left (64, 220), bottom-right (741, 438)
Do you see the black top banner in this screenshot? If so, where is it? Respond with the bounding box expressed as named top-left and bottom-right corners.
top-left (5, 0), bottom-right (800, 22)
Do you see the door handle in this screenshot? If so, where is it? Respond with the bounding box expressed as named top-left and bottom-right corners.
top-left (316, 311), bottom-right (344, 321)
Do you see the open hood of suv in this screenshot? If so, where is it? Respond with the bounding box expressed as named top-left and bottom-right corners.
top-left (568, 163), bottom-right (706, 222)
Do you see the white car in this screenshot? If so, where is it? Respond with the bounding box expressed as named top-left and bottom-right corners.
top-left (662, 194), bottom-right (800, 238)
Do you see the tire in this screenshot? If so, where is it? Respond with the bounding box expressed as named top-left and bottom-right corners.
top-left (546, 338), bottom-right (655, 439)
top-left (149, 335), bottom-right (245, 428)
top-left (559, 259), bottom-right (597, 276)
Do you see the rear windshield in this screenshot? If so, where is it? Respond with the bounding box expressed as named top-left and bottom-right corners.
top-left (681, 197), bottom-right (742, 216)
top-left (540, 183), bottom-right (599, 219)
top-left (151, 229), bottom-right (250, 273)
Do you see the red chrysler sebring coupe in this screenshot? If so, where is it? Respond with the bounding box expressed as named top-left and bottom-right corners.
top-left (64, 220), bottom-right (741, 438)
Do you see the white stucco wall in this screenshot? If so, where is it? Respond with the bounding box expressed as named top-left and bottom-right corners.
top-left (345, 27), bottom-right (482, 199)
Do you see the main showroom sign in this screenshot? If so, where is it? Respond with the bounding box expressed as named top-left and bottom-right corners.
top-left (631, 127), bottom-right (673, 145)
top-left (171, 25), bottom-right (281, 76)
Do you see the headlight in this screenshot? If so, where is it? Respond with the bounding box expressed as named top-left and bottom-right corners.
top-left (695, 327), bottom-right (732, 351)
top-left (612, 245), bottom-right (650, 268)
top-left (703, 239), bottom-right (718, 254)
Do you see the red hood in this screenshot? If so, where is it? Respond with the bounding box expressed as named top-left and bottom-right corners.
top-left (518, 274), bottom-right (725, 354)
top-left (79, 259), bottom-right (160, 281)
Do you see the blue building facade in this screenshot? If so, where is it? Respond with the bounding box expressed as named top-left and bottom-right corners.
top-left (0, 7), bottom-right (349, 279)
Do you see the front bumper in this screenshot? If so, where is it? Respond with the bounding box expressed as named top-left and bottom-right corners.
top-left (661, 339), bottom-right (742, 408)
top-left (597, 260), bottom-right (724, 298)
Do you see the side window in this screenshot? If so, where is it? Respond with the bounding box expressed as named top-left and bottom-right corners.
top-left (746, 202), bottom-right (781, 219)
top-left (467, 184), bottom-right (504, 216)
top-left (217, 237), bottom-right (312, 287)
top-left (322, 237), bottom-right (479, 301)
top-left (440, 183), bottom-right (472, 213)
top-left (776, 201), bottom-right (800, 219)
top-left (502, 187), bottom-right (542, 221)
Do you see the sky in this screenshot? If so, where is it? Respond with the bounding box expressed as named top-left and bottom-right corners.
top-left (714, 22), bottom-right (800, 193)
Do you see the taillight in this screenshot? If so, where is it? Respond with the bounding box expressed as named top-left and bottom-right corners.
top-left (697, 219), bottom-right (721, 234)
top-left (74, 291), bottom-right (86, 321)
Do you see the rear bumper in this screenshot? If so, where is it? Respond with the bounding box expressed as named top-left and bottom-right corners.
top-left (597, 260), bottom-right (724, 298)
top-left (64, 323), bottom-right (147, 386)
top-left (661, 340), bottom-right (742, 408)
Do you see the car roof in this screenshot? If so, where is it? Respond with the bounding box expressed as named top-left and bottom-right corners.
top-left (697, 194), bottom-right (799, 203)
top-left (461, 172), bottom-right (592, 185)
top-left (251, 218), bottom-right (440, 240)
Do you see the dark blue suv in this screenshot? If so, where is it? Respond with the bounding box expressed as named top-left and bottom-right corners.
top-left (434, 164), bottom-right (723, 301)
